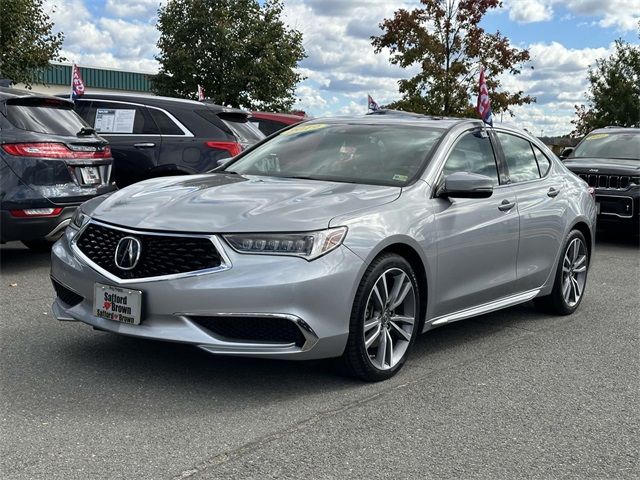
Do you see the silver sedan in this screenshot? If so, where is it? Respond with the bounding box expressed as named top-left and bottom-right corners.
top-left (51, 115), bottom-right (596, 381)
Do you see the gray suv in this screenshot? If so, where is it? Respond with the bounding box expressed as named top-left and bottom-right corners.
top-left (51, 115), bottom-right (596, 381)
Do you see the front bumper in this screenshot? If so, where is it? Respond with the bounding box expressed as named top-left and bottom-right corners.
top-left (595, 187), bottom-right (640, 226)
top-left (50, 227), bottom-right (364, 360)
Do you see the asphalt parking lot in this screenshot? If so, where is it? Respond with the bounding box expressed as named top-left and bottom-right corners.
top-left (1, 231), bottom-right (638, 480)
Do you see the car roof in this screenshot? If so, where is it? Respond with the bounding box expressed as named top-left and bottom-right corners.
top-left (589, 126), bottom-right (640, 134)
top-left (0, 86), bottom-right (74, 105)
top-left (63, 92), bottom-right (248, 115)
top-left (251, 111), bottom-right (306, 123)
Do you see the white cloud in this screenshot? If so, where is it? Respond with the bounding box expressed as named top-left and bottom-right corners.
top-left (505, 0), bottom-right (640, 30)
top-left (104, 0), bottom-right (161, 18)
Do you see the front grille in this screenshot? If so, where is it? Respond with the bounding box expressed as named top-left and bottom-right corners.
top-left (75, 222), bottom-right (223, 279)
top-left (190, 316), bottom-right (306, 347)
top-left (578, 173), bottom-right (631, 189)
top-left (52, 279), bottom-right (83, 307)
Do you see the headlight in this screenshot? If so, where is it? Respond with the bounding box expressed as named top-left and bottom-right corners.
top-left (70, 208), bottom-right (90, 229)
top-left (224, 227), bottom-right (348, 261)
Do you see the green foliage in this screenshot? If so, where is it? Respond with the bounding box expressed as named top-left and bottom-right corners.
top-left (0, 0), bottom-right (64, 87)
top-left (572, 39), bottom-right (640, 136)
top-left (153, 0), bottom-right (305, 111)
top-left (372, 0), bottom-right (534, 117)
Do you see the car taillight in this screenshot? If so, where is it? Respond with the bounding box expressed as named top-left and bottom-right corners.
top-left (10, 208), bottom-right (63, 218)
top-left (204, 141), bottom-right (242, 157)
top-left (1, 143), bottom-right (111, 159)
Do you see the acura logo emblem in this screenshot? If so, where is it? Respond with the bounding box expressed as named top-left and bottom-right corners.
top-left (114, 236), bottom-right (141, 270)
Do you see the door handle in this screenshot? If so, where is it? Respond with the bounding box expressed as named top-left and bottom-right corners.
top-left (547, 187), bottom-right (561, 198)
top-left (498, 199), bottom-right (516, 212)
top-left (133, 142), bottom-right (156, 148)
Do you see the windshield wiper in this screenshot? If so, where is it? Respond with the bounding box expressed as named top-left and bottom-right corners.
top-left (76, 127), bottom-right (96, 136)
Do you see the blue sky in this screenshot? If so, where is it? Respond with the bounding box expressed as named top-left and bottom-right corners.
top-left (45, 0), bottom-right (639, 135)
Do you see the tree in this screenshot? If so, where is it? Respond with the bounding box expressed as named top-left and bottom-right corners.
top-left (372, 0), bottom-right (533, 117)
top-left (0, 0), bottom-right (64, 87)
top-left (154, 0), bottom-right (305, 111)
top-left (572, 39), bottom-right (640, 136)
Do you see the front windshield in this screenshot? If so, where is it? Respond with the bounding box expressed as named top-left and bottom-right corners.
top-left (223, 122), bottom-right (445, 186)
top-left (571, 132), bottom-right (640, 160)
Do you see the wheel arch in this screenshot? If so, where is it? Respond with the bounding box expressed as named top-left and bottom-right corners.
top-left (366, 241), bottom-right (430, 333)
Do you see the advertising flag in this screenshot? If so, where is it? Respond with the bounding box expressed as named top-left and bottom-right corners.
top-left (367, 94), bottom-right (380, 111)
top-left (70, 63), bottom-right (86, 101)
top-left (477, 67), bottom-right (493, 126)
top-left (197, 84), bottom-right (205, 101)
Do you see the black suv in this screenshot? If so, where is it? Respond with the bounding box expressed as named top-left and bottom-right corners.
top-left (562, 127), bottom-right (639, 230)
top-left (68, 94), bottom-right (264, 187)
top-left (0, 88), bottom-right (116, 250)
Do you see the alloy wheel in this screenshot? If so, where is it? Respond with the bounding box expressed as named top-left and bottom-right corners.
top-left (363, 267), bottom-right (416, 370)
top-left (562, 237), bottom-right (588, 307)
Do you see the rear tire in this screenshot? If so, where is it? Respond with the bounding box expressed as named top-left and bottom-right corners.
top-left (534, 229), bottom-right (589, 315)
top-left (22, 239), bottom-right (55, 252)
top-left (340, 253), bottom-right (421, 382)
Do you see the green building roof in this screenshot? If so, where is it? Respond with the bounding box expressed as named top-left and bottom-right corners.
top-left (39, 63), bottom-right (153, 93)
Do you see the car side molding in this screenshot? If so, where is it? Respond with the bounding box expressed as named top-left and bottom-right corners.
top-left (430, 288), bottom-right (541, 326)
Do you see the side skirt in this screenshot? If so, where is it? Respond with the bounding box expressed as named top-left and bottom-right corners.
top-left (427, 288), bottom-right (541, 327)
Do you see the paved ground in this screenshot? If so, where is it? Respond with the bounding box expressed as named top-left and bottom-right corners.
top-left (1, 232), bottom-right (638, 480)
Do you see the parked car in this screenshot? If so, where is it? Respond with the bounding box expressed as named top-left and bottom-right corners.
top-left (65, 94), bottom-right (264, 187)
top-left (250, 111), bottom-right (306, 136)
top-left (0, 87), bottom-right (115, 251)
top-left (51, 116), bottom-right (596, 381)
top-left (561, 127), bottom-right (639, 230)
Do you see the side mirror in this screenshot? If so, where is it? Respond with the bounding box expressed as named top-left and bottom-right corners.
top-left (560, 147), bottom-right (574, 159)
top-left (441, 172), bottom-right (494, 199)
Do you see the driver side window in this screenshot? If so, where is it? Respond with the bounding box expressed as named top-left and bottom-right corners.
top-left (442, 130), bottom-right (499, 185)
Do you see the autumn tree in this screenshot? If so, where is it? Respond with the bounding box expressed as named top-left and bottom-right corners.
top-left (372, 0), bottom-right (533, 117)
top-left (572, 39), bottom-right (640, 136)
top-left (0, 0), bottom-right (64, 87)
top-left (154, 0), bottom-right (305, 111)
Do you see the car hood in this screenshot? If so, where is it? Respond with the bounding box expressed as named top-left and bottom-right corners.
top-left (91, 173), bottom-right (401, 232)
top-left (564, 157), bottom-right (640, 175)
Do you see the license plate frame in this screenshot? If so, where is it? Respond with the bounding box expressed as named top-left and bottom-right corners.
top-left (93, 283), bottom-right (143, 325)
top-left (80, 166), bottom-right (101, 185)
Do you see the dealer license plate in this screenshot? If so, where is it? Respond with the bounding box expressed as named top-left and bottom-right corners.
top-left (80, 166), bottom-right (101, 185)
top-left (94, 283), bottom-right (142, 325)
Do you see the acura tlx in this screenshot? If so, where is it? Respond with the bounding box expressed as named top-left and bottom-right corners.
top-left (51, 114), bottom-right (596, 381)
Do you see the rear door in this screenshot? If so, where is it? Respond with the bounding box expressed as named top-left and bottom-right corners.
top-left (432, 128), bottom-right (520, 317)
top-left (494, 131), bottom-right (564, 292)
top-left (76, 99), bottom-right (161, 187)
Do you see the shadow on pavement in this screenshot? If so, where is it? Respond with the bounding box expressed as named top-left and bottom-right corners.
top-left (0, 242), bottom-right (51, 273)
top-left (595, 226), bottom-right (639, 248)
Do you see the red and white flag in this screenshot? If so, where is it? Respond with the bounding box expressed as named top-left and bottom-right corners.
top-left (70, 63), bottom-right (85, 101)
top-left (476, 67), bottom-right (493, 126)
top-left (197, 84), bottom-right (205, 101)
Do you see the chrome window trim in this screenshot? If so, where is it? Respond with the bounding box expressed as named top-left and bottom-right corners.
top-left (177, 312), bottom-right (320, 352)
top-left (70, 219), bottom-right (232, 284)
top-left (595, 194), bottom-right (635, 218)
top-left (77, 98), bottom-right (194, 137)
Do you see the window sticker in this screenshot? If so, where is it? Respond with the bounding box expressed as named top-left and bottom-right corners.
top-left (280, 123), bottom-right (328, 136)
top-left (585, 133), bottom-right (609, 140)
top-left (94, 108), bottom-right (136, 133)
top-left (392, 174), bottom-right (408, 182)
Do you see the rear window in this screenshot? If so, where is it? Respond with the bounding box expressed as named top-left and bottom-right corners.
top-left (222, 118), bottom-right (264, 145)
top-left (5, 100), bottom-right (89, 136)
top-left (196, 108), bottom-right (264, 146)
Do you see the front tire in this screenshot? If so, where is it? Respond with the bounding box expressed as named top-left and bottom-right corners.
top-left (534, 229), bottom-right (589, 315)
top-left (340, 253), bottom-right (421, 381)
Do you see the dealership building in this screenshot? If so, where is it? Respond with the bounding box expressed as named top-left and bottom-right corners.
top-left (11, 63), bottom-right (154, 96)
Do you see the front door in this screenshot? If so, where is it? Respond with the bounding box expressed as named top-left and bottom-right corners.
top-left (432, 129), bottom-right (520, 318)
